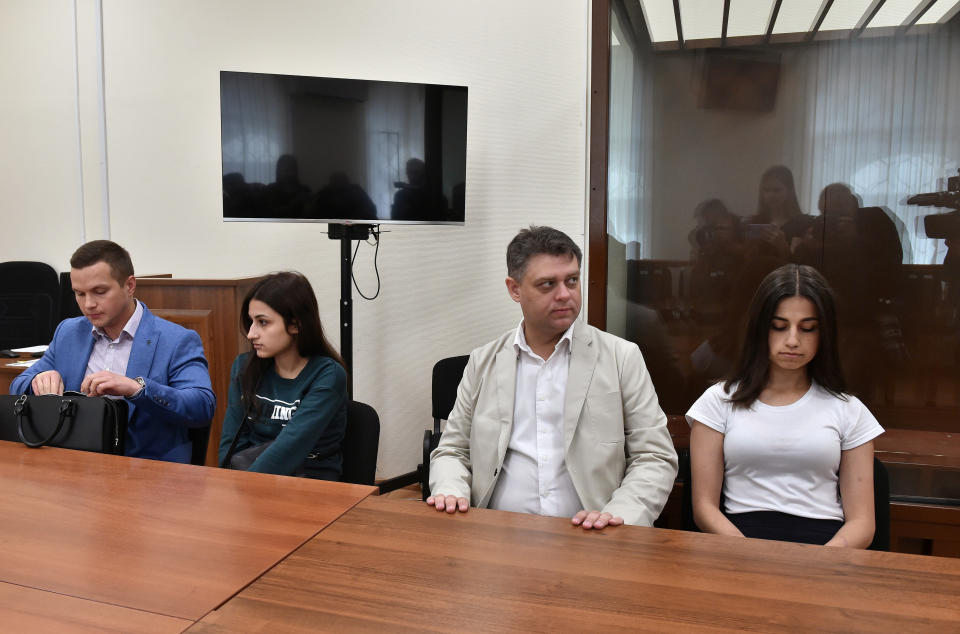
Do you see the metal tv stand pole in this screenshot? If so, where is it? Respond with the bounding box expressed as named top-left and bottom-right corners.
top-left (327, 223), bottom-right (374, 398)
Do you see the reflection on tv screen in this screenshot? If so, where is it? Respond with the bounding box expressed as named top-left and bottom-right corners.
top-left (220, 71), bottom-right (467, 225)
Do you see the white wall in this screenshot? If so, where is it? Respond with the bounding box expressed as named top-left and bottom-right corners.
top-left (2, 0), bottom-right (590, 477)
top-left (2, 0), bottom-right (86, 266)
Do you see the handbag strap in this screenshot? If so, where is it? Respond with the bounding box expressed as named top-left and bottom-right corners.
top-left (16, 395), bottom-right (78, 448)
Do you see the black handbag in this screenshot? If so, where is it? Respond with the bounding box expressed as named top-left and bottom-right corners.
top-left (0, 393), bottom-right (128, 454)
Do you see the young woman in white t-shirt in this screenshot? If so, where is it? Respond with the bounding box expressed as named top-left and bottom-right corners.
top-left (687, 263), bottom-right (883, 547)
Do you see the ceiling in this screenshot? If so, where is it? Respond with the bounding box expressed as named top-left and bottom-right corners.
top-left (634, 0), bottom-right (960, 50)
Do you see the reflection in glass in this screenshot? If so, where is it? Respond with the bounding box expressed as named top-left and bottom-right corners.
top-left (605, 3), bottom-right (960, 434)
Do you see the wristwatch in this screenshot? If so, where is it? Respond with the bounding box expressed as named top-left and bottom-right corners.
top-left (130, 376), bottom-right (146, 398)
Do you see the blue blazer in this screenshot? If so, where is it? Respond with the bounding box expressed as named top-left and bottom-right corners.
top-left (10, 302), bottom-right (216, 463)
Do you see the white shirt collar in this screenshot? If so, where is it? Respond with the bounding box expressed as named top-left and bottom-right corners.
top-left (513, 320), bottom-right (575, 359)
top-left (91, 299), bottom-right (144, 342)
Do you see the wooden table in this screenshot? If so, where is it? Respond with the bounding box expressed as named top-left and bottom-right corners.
top-left (191, 496), bottom-right (960, 632)
top-left (0, 441), bottom-right (375, 628)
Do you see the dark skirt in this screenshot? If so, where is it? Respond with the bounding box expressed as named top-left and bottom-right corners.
top-left (726, 511), bottom-right (843, 545)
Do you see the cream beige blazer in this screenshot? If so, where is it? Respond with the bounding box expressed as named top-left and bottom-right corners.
top-left (429, 323), bottom-right (678, 526)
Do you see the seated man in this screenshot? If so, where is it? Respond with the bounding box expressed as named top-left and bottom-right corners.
top-left (11, 240), bottom-right (215, 463)
top-left (428, 226), bottom-right (678, 529)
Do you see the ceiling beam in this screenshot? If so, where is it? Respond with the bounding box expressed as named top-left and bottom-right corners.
top-left (854, 0), bottom-right (887, 37)
top-left (901, 0), bottom-right (941, 34)
top-left (673, 0), bottom-right (684, 49)
top-left (721, 0), bottom-right (731, 46)
top-left (764, 0), bottom-right (784, 44)
top-left (807, 0), bottom-right (835, 41)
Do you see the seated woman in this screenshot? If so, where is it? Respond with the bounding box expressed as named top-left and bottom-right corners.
top-left (686, 263), bottom-right (883, 547)
top-left (746, 165), bottom-right (813, 255)
top-left (219, 272), bottom-right (347, 478)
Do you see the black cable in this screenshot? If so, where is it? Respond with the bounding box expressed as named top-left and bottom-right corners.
top-left (351, 226), bottom-right (381, 300)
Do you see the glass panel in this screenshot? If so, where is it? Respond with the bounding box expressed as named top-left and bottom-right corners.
top-left (606, 1), bottom-right (960, 435)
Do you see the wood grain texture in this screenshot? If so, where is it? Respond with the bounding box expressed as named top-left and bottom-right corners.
top-left (0, 582), bottom-right (190, 634)
top-left (0, 352), bottom-right (32, 395)
top-left (136, 277), bottom-right (261, 465)
top-left (0, 441), bottom-right (374, 620)
top-left (587, 0), bottom-right (610, 330)
top-left (192, 496), bottom-right (960, 633)
top-left (890, 503), bottom-right (960, 558)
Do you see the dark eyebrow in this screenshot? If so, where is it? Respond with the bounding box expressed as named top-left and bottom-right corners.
top-left (772, 315), bottom-right (819, 322)
top-left (250, 313), bottom-right (269, 320)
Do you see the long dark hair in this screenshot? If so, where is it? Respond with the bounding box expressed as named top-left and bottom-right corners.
top-left (239, 272), bottom-right (344, 415)
top-left (755, 165), bottom-right (803, 222)
top-left (724, 263), bottom-right (846, 407)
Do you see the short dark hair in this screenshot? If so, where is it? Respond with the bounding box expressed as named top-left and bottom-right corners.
top-left (506, 226), bottom-right (582, 281)
top-left (725, 263), bottom-right (846, 407)
top-left (70, 240), bottom-right (134, 284)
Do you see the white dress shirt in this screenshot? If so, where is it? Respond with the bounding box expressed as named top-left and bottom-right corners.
top-left (488, 321), bottom-right (582, 518)
top-left (86, 300), bottom-right (143, 381)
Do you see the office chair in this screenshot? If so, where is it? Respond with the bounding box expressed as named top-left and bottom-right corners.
top-left (681, 451), bottom-right (892, 551)
top-left (376, 355), bottom-right (469, 497)
top-left (338, 400), bottom-right (380, 486)
top-left (0, 261), bottom-right (60, 349)
top-left (58, 271), bottom-right (83, 321)
top-left (188, 424), bottom-right (212, 466)
top-left (419, 355), bottom-right (470, 500)
top-left (869, 458), bottom-right (890, 551)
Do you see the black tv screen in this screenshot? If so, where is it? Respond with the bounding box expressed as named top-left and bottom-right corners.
top-left (220, 71), bottom-right (467, 225)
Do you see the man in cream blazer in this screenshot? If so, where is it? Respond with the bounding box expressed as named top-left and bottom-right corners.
top-left (428, 227), bottom-right (678, 528)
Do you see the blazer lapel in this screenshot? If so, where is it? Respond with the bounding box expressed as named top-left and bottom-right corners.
top-left (69, 332), bottom-right (96, 388)
top-left (125, 304), bottom-right (159, 380)
top-left (563, 324), bottom-right (598, 452)
top-left (494, 341), bottom-right (517, 465)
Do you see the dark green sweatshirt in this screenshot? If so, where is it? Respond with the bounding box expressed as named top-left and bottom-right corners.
top-left (219, 353), bottom-right (347, 476)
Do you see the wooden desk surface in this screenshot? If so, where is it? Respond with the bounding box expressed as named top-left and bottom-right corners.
top-left (0, 581), bottom-right (190, 634)
top-left (191, 496), bottom-right (960, 633)
top-left (0, 441), bottom-right (375, 622)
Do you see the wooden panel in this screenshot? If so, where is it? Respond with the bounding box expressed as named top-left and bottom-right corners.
top-left (587, 0), bottom-right (610, 330)
top-left (136, 277), bottom-right (261, 466)
top-left (151, 309), bottom-right (214, 353)
top-left (192, 496), bottom-right (960, 633)
top-left (0, 440), bottom-right (374, 620)
top-left (0, 352), bottom-right (32, 395)
top-left (152, 308), bottom-right (214, 457)
top-left (891, 503), bottom-right (960, 558)
top-left (875, 429), bottom-right (960, 461)
top-left (0, 582), bottom-right (190, 634)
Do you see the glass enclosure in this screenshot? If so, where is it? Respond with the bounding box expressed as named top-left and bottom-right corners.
top-left (604, 1), bottom-right (960, 434)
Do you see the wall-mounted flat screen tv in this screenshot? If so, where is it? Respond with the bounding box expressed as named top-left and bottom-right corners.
top-left (220, 71), bottom-right (467, 225)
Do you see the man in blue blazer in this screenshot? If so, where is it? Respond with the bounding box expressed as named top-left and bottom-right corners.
top-left (11, 240), bottom-right (215, 463)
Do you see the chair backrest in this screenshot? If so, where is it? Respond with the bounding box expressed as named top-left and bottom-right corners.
top-left (0, 261), bottom-right (60, 348)
top-left (58, 271), bottom-right (83, 321)
top-left (0, 293), bottom-right (55, 351)
top-left (431, 355), bottom-right (469, 422)
top-left (869, 457), bottom-right (890, 551)
top-left (188, 425), bottom-right (212, 466)
top-left (0, 261), bottom-right (59, 298)
top-left (341, 400), bottom-right (380, 486)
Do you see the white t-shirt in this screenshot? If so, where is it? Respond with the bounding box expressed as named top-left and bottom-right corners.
top-left (685, 382), bottom-right (883, 521)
